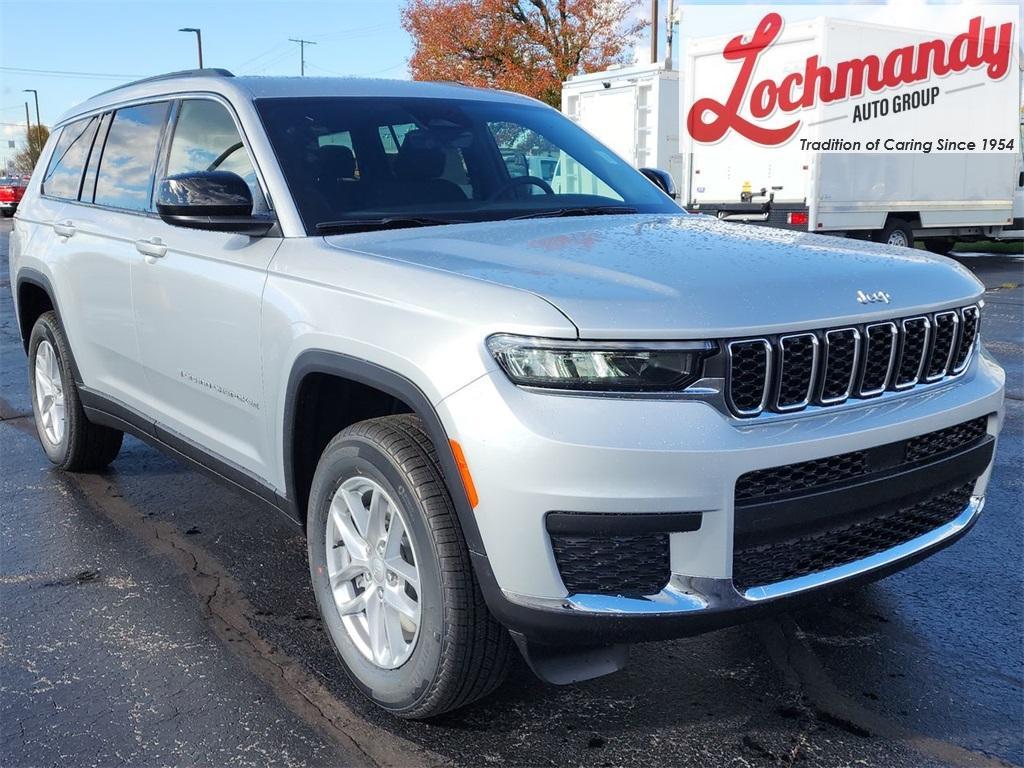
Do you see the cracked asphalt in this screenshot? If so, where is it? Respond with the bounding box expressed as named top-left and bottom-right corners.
top-left (1, 217), bottom-right (1021, 767)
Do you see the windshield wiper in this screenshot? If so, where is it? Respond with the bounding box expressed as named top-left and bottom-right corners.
top-left (508, 205), bottom-right (638, 221)
top-left (316, 216), bottom-right (460, 234)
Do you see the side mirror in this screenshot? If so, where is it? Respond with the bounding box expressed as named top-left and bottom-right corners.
top-left (156, 171), bottom-right (274, 236)
top-left (639, 167), bottom-right (678, 200)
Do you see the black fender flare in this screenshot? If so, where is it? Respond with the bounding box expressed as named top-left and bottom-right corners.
top-left (14, 267), bottom-right (83, 384)
top-left (281, 349), bottom-right (488, 558)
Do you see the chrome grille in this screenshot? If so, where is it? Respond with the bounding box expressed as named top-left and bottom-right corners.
top-left (724, 304), bottom-right (980, 417)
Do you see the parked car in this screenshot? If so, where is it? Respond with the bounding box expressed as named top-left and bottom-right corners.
top-left (10, 70), bottom-right (1005, 718)
top-left (0, 175), bottom-right (27, 216)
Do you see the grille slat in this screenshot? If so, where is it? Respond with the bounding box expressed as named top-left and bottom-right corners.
top-left (551, 533), bottom-right (670, 597)
top-left (859, 322), bottom-right (897, 396)
top-left (925, 312), bottom-right (959, 381)
top-left (724, 305), bottom-right (978, 418)
top-left (952, 305), bottom-right (980, 373)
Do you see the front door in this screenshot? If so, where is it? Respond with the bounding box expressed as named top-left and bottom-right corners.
top-left (130, 97), bottom-right (280, 478)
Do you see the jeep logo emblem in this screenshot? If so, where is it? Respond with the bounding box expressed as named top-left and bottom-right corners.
top-left (857, 290), bottom-right (891, 304)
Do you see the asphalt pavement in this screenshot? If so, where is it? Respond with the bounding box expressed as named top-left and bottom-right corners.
top-left (2, 217), bottom-right (1021, 768)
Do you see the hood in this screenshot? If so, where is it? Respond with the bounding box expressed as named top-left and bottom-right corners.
top-left (324, 214), bottom-right (984, 339)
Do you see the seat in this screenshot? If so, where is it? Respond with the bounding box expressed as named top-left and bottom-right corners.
top-left (388, 131), bottom-right (467, 205)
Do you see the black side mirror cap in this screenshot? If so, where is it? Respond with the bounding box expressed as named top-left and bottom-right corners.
top-left (639, 167), bottom-right (678, 200)
top-left (156, 171), bottom-right (274, 236)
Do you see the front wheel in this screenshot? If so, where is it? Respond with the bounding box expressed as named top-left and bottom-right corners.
top-left (28, 311), bottom-right (123, 471)
top-left (307, 414), bottom-right (512, 718)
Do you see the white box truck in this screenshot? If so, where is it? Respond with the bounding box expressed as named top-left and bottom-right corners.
top-left (680, 17), bottom-right (1024, 251)
top-left (561, 62), bottom-right (683, 193)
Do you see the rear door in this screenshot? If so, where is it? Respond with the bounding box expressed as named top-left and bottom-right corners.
top-left (130, 96), bottom-right (280, 477)
top-left (53, 102), bottom-right (170, 411)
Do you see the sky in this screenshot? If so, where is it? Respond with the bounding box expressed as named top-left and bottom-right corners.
top-left (1, 0), bottom-right (1019, 166)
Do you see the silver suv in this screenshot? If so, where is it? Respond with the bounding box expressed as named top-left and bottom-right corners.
top-left (10, 69), bottom-right (1005, 718)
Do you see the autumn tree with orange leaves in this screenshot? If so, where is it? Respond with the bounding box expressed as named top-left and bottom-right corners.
top-left (402, 0), bottom-right (647, 107)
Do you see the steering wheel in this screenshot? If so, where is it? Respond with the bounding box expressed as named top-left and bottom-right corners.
top-left (488, 175), bottom-right (555, 200)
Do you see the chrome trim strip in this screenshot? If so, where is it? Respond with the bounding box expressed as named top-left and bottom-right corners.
top-left (952, 305), bottom-right (980, 375)
top-left (726, 339), bottom-right (773, 417)
top-left (925, 311), bottom-right (959, 382)
top-left (894, 316), bottom-right (931, 390)
top-left (775, 333), bottom-right (819, 412)
top-left (819, 328), bottom-right (861, 405)
top-left (858, 322), bottom-right (898, 397)
top-left (743, 496), bottom-right (983, 601)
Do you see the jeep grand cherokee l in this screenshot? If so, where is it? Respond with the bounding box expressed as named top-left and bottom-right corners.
top-left (10, 69), bottom-right (1004, 718)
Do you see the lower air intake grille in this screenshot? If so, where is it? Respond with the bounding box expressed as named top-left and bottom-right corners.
top-left (732, 483), bottom-right (973, 592)
top-left (550, 532), bottom-right (670, 598)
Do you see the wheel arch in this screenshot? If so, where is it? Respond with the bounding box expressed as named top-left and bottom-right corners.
top-left (14, 268), bottom-right (84, 384)
top-left (281, 350), bottom-right (488, 556)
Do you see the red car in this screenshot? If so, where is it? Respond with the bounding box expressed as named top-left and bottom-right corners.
top-left (0, 176), bottom-right (28, 217)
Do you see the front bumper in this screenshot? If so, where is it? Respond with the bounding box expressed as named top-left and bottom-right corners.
top-left (437, 348), bottom-right (1004, 644)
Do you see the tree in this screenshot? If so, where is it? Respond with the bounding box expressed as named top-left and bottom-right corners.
top-left (402, 0), bottom-right (647, 107)
top-left (14, 124), bottom-right (50, 174)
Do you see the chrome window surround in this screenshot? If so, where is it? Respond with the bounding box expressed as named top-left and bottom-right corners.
top-left (775, 333), bottom-right (819, 412)
top-left (893, 316), bottom-right (932, 390)
top-left (725, 339), bottom-right (773, 417)
top-left (924, 311), bottom-right (960, 382)
top-left (819, 328), bottom-right (861, 405)
top-left (858, 321), bottom-right (898, 397)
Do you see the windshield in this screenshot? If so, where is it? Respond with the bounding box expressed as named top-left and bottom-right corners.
top-left (255, 96), bottom-right (679, 234)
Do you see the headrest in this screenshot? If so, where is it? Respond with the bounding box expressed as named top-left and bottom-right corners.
top-left (394, 131), bottom-right (446, 180)
top-left (317, 144), bottom-right (356, 179)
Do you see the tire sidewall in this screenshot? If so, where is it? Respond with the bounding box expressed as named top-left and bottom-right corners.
top-left (28, 316), bottom-right (70, 465)
top-left (308, 436), bottom-right (447, 713)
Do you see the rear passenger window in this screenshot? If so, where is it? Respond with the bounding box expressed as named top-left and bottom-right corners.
top-left (94, 102), bottom-right (170, 211)
top-left (42, 116), bottom-right (99, 200)
top-left (166, 99), bottom-right (266, 210)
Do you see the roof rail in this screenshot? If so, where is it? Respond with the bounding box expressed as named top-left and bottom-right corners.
top-left (92, 68), bottom-right (234, 98)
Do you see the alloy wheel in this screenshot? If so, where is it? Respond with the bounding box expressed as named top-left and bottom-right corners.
top-left (33, 339), bottom-right (66, 446)
top-left (326, 476), bottom-right (422, 669)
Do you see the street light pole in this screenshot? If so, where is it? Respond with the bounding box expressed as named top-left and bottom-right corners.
top-left (23, 89), bottom-right (40, 134)
top-left (179, 27), bottom-right (204, 68)
top-left (289, 38), bottom-right (316, 76)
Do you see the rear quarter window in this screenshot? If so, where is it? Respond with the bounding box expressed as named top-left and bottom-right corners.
top-left (42, 117), bottom-right (100, 200)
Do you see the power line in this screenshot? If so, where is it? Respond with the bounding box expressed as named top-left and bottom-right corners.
top-left (0, 66), bottom-right (141, 80)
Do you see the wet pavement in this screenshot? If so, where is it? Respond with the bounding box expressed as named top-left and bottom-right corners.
top-left (2, 217), bottom-right (1021, 767)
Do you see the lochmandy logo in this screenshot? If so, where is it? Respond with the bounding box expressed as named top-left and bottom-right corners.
top-left (857, 290), bottom-right (892, 305)
top-left (686, 13), bottom-right (1015, 146)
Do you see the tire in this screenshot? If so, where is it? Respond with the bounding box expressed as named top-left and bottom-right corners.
top-left (28, 311), bottom-right (123, 471)
top-left (874, 218), bottom-right (914, 249)
top-left (1, 209), bottom-right (13, 218)
top-left (923, 238), bottom-right (955, 255)
top-left (307, 414), bottom-right (512, 718)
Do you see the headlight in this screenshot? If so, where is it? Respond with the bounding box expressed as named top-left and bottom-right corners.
top-left (487, 334), bottom-right (715, 392)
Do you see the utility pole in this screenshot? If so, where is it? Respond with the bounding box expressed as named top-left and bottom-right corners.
top-left (650, 0), bottom-right (658, 64)
top-left (23, 89), bottom-right (40, 134)
top-left (289, 38), bottom-right (316, 76)
top-left (664, 0), bottom-right (675, 70)
top-left (179, 27), bottom-right (204, 68)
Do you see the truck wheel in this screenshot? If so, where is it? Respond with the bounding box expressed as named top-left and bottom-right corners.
top-left (28, 312), bottom-right (123, 471)
top-left (307, 414), bottom-right (512, 718)
top-left (923, 238), bottom-right (955, 255)
top-left (874, 218), bottom-right (914, 248)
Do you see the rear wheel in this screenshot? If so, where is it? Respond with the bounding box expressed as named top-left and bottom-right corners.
top-left (923, 238), bottom-right (955, 255)
top-left (874, 218), bottom-right (914, 249)
top-left (28, 312), bottom-right (123, 471)
top-left (307, 414), bottom-right (512, 718)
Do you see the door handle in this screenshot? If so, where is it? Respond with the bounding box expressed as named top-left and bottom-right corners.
top-left (52, 220), bottom-right (75, 238)
top-left (135, 237), bottom-right (167, 259)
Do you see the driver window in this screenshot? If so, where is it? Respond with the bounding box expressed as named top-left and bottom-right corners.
top-left (167, 99), bottom-right (267, 211)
